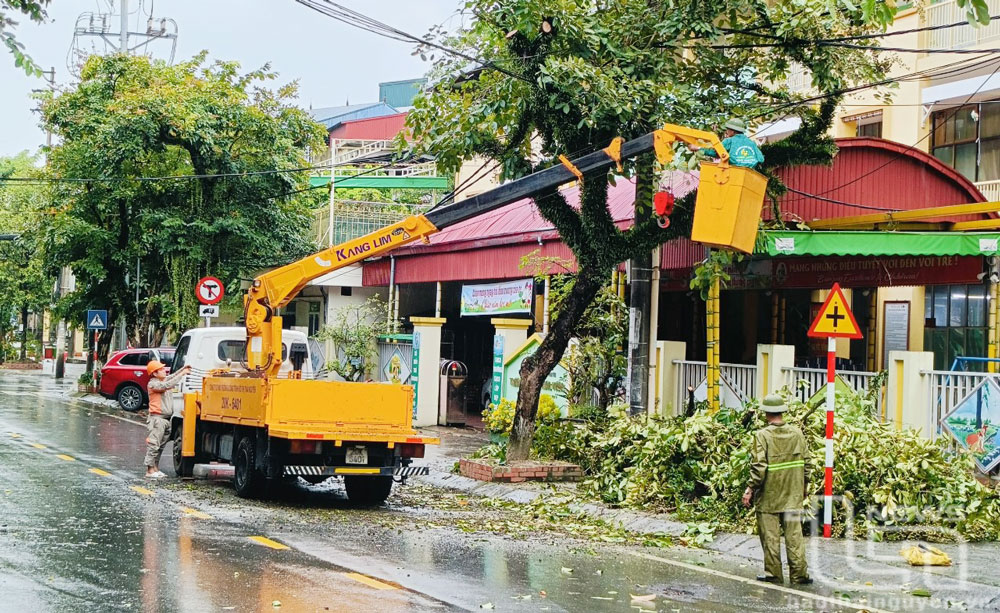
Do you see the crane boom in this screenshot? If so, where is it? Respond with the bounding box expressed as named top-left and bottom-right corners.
top-left (243, 124), bottom-right (728, 375)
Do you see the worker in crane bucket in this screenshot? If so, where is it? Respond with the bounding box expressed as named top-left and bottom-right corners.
top-left (690, 118), bottom-right (764, 169)
top-left (143, 360), bottom-right (190, 478)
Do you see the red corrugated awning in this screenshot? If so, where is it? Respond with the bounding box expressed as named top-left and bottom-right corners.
top-left (363, 174), bottom-right (700, 286)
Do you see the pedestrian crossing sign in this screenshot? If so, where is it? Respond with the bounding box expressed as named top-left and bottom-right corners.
top-left (807, 283), bottom-right (862, 339)
top-left (86, 309), bottom-right (108, 330)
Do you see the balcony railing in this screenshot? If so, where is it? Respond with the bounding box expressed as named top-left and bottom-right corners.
top-left (975, 179), bottom-right (1000, 202)
top-left (920, 0), bottom-right (1000, 49)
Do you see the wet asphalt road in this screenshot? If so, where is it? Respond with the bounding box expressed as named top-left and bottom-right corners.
top-left (0, 371), bottom-right (992, 613)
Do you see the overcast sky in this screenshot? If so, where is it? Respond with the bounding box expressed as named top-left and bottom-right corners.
top-left (0, 0), bottom-right (461, 157)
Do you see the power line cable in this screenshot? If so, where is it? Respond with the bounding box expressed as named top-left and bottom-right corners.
top-left (720, 14), bottom-right (1000, 44)
top-left (782, 186), bottom-right (901, 211)
top-left (0, 159), bottom-right (402, 184)
top-left (294, 0), bottom-right (532, 83)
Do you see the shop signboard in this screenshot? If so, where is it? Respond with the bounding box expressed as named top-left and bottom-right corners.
top-left (942, 378), bottom-right (1000, 473)
top-left (460, 279), bottom-right (533, 317)
top-left (501, 334), bottom-right (569, 413)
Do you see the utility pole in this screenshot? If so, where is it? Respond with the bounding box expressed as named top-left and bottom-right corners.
top-left (31, 66), bottom-right (69, 380)
top-left (628, 160), bottom-right (655, 416)
top-left (120, 0), bottom-right (129, 53)
top-left (627, 253), bottom-right (652, 416)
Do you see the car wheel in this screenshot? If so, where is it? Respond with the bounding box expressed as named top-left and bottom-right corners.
top-left (116, 384), bottom-right (144, 412)
top-left (344, 475), bottom-right (393, 506)
top-left (233, 435), bottom-right (265, 499)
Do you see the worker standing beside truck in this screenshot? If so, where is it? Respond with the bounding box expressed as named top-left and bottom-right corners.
top-left (144, 360), bottom-right (190, 478)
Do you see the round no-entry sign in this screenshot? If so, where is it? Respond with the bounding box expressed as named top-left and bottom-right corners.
top-left (196, 276), bottom-right (224, 305)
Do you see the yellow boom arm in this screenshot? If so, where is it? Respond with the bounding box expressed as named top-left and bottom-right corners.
top-left (244, 123), bottom-right (728, 377)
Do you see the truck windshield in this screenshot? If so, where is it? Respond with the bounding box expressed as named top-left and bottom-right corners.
top-left (218, 340), bottom-right (287, 363)
top-left (172, 336), bottom-right (191, 371)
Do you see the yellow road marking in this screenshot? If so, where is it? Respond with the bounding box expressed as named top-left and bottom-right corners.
top-left (626, 551), bottom-right (894, 613)
top-left (130, 485), bottom-right (155, 496)
top-left (88, 468), bottom-right (111, 477)
top-left (181, 507), bottom-right (212, 520)
top-left (248, 536), bottom-right (289, 550)
top-left (56, 454), bottom-right (75, 461)
top-left (343, 572), bottom-right (398, 591)
top-left (30, 443), bottom-right (46, 449)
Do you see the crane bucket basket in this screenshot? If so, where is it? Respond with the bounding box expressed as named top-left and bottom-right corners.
top-left (690, 162), bottom-right (768, 254)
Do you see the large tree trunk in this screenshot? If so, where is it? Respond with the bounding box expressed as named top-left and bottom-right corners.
top-left (508, 268), bottom-right (605, 461)
top-left (19, 303), bottom-right (28, 361)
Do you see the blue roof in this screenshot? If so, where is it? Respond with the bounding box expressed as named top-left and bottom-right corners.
top-left (309, 102), bottom-right (399, 131)
top-left (378, 79), bottom-right (426, 109)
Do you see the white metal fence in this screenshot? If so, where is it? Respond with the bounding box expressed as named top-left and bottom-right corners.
top-left (721, 363), bottom-right (757, 400)
top-left (976, 180), bottom-right (1000, 203)
top-left (673, 360), bottom-right (758, 410)
top-left (783, 366), bottom-right (884, 417)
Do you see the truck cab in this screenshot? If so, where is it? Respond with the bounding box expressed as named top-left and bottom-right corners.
top-left (169, 326), bottom-right (321, 417)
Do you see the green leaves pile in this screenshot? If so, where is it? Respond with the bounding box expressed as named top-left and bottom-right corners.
top-left (536, 390), bottom-right (1000, 542)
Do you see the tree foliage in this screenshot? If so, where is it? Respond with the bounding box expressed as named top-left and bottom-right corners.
top-left (316, 295), bottom-right (390, 381)
top-left (0, 152), bottom-right (53, 361)
top-left (1, 0), bottom-right (49, 75)
top-left (41, 53), bottom-right (325, 356)
top-left (406, 0), bottom-right (919, 460)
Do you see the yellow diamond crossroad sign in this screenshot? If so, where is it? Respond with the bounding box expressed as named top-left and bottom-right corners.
top-left (807, 283), bottom-right (862, 339)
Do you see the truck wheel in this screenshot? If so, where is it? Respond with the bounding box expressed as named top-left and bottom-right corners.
top-left (233, 436), bottom-right (265, 499)
top-left (344, 476), bottom-right (392, 506)
top-left (172, 426), bottom-right (194, 478)
top-left (116, 384), bottom-right (144, 412)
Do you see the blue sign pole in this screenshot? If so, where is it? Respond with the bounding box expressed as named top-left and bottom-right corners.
top-left (491, 335), bottom-right (504, 407)
top-left (411, 331), bottom-right (421, 419)
top-left (85, 309), bottom-right (108, 388)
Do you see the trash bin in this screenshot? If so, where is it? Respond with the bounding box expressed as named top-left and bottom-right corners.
top-left (439, 360), bottom-right (468, 426)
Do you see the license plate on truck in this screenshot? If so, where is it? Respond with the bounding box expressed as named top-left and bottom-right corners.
top-left (346, 446), bottom-right (368, 465)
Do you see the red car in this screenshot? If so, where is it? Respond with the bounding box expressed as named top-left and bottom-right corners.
top-left (99, 347), bottom-right (176, 411)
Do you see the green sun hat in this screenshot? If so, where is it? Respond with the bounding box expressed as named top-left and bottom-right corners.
top-left (761, 394), bottom-right (787, 413)
top-left (724, 118), bottom-right (747, 133)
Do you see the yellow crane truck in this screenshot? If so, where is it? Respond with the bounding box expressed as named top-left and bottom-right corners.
top-left (176, 123), bottom-right (765, 503)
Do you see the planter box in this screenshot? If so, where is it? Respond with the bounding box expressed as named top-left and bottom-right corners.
top-left (0, 362), bottom-right (42, 370)
top-left (460, 457), bottom-right (583, 483)
top-left (78, 384), bottom-right (98, 394)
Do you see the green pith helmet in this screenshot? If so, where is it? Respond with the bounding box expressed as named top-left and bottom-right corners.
top-left (724, 118), bottom-right (747, 133)
top-left (761, 394), bottom-right (788, 413)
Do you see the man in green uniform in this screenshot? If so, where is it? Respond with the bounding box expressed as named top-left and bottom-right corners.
top-left (742, 394), bottom-right (812, 584)
top-left (692, 118), bottom-right (764, 169)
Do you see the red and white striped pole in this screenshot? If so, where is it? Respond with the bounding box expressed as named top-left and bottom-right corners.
top-left (823, 336), bottom-right (836, 538)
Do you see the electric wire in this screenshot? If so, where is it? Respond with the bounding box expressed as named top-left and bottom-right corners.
top-left (293, 0), bottom-right (532, 83)
top-left (0, 159), bottom-right (403, 184)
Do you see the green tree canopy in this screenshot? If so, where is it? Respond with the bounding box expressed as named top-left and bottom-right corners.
top-left (0, 152), bottom-right (53, 361)
top-left (41, 53), bottom-right (326, 355)
top-left (405, 0), bottom-right (942, 460)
